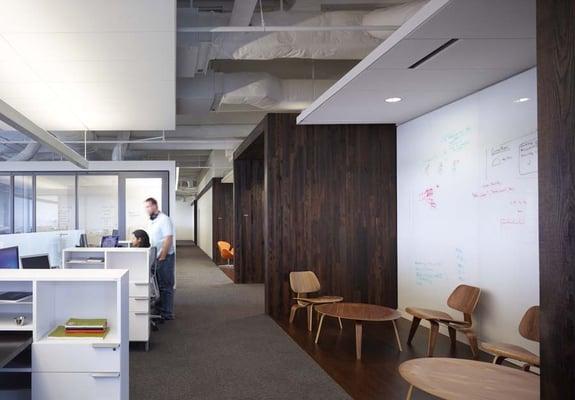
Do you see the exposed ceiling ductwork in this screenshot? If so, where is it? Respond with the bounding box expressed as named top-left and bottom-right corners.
top-left (177, 1), bottom-right (426, 78)
top-left (177, 72), bottom-right (335, 114)
top-left (5, 142), bottom-right (41, 161)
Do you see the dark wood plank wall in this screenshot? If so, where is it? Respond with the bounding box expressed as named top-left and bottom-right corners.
top-left (233, 158), bottom-right (266, 283)
top-left (264, 114), bottom-right (397, 318)
top-left (211, 178), bottom-right (234, 263)
top-left (537, 0), bottom-right (575, 398)
top-left (193, 199), bottom-right (198, 245)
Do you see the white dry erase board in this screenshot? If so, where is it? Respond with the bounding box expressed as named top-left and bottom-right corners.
top-left (397, 68), bottom-right (538, 354)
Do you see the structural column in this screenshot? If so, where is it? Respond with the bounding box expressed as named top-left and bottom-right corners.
top-left (537, 0), bottom-right (575, 398)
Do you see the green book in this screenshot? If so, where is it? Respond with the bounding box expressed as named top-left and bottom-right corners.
top-left (48, 325), bottom-right (109, 340)
top-left (65, 318), bottom-right (108, 329)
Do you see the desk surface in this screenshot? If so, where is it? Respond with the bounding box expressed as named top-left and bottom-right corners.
top-left (399, 358), bottom-right (540, 400)
top-left (315, 303), bottom-right (401, 322)
top-left (0, 333), bottom-right (33, 368)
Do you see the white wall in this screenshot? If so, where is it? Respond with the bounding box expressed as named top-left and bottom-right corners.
top-left (397, 69), bottom-right (538, 354)
top-left (197, 188), bottom-right (213, 258)
top-left (175, 199), bottom-right (195, 241)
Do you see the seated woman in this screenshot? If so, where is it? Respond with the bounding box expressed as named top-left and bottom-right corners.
top-left (131, 229), bottom-right (151, 248)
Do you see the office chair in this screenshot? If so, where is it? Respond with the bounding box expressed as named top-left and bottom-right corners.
top-left (149, 247), bottom-right (163, 340)
top-left (217, 241), bottom-right (234, 266)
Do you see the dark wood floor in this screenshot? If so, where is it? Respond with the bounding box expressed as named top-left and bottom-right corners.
top-left (219, 265), bottom-right (235, 282)
top-left (276, 313), bottom-right (494, 400)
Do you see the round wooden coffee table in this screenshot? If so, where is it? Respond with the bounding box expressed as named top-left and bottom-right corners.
top-left (314, 302), bottom-right (402, 360)
top-left (399, 358), bottom-right (540, 400)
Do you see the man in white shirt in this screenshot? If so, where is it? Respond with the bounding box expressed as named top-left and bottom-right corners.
top-left (145, 197), bottom-right (175, 320)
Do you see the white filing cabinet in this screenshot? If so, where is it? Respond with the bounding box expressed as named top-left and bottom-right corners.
top-left (0, 269), bottom-right (129, 400)
top-left (62, 248), bottom-right (151, 349)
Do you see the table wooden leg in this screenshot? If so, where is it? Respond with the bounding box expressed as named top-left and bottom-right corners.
top-left (355, 321), bottom-right (363, 360)
top-left (315, 314), bottom-right (325, 344)
top-left (392, 320), bottom-right (403, 352)
top-left (406, 385), bottom-right (414, 400)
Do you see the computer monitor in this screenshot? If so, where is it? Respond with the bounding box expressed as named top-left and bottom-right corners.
top-left (101, 235), bottom-right (119, 248)
top-left (78, 233), bottom-right (88, 248)
top-left (0, 246), bottom-right (20, 269)
top-left (21, 254), bottom-right (51, 269)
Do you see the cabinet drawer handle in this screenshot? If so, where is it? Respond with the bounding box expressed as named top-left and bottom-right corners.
top-left (134, 312), bottom-right (148, 316)
top-left (91, 373), bottom-right (120, 379)
top-left (134, 282), bottom-right (148, 286)
top-left (132, 296), bottom-right (149, 300)
top-left (92, 343), bottom-right (120, 349)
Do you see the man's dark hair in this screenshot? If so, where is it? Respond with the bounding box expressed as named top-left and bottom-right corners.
top-left (145, 197), bottom-right (158, 206)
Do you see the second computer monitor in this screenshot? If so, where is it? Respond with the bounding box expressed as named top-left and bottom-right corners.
top-left (0, 246), bottom-right (20, 269)
top-left (21, 254), bottom-right (51, 269)
top-left (79, 233), bottom-right (88, 247)
top-left (101, 235), bottom-right (119, 248)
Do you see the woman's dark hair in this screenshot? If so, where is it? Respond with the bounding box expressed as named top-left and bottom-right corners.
top-left (132, 229), bottom-right (151, 248)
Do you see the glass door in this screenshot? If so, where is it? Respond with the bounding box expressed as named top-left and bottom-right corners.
top-left (119, 173), bottom-right (169, 239)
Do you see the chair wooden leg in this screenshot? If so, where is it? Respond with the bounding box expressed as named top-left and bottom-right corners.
top-left (337, 317), bottom-right (343, 330)
top-left (289, 304), bottom-right (299, 324)
top-left (448, 326), bottom-right (457, 348)
top-left (406, 385), bottom-right (414, 400)
top-left (407, 317), bottom-right (421, 345)
top-left (307, 305), bottom-right (314, 332)
top-left (493, 355), bottom-right (505, 365)
top-left (464, 331), bottom-right (479, 359)
top-left (315, 314), bottom-right (325, 344)
top-left (427, 321), bottom-right (439, 357)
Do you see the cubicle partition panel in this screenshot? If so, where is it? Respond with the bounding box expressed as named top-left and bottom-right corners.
top-left (234, 114), bottom-right (397, 319)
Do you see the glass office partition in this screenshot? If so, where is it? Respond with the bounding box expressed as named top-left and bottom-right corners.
top-left (125, 178), bottom-right (162, 238)
top-left (36, 175), bottom-right (76, 231)
top-left (14, 175), bottom-right (33, 233)
top-left (0, 176), bottom-right (10, 234)
top-left (78, 175), bottom-right (118, 245)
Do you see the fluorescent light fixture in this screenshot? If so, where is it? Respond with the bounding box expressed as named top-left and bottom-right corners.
top-left (513, 97), bottom-right (530, 103)
top-left (385, 97), bottom-right (402, 103)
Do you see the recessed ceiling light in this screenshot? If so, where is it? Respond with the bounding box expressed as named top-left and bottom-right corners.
top-left (513, 97), bottom-right (530, 103)
top-left (385, 97), bottom-right (402, 103)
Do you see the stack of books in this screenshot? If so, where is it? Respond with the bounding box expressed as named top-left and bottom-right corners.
top-left (48, 318), bottom-right (109, 340)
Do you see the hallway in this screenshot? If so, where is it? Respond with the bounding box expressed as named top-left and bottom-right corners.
top-left (130, 246), bottom-right (349, 400)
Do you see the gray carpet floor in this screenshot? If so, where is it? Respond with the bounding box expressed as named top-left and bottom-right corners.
top-left (130, 246), bottom-right (350, 400)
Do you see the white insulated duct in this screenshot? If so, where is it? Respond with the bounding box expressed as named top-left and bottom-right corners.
top-left (4, 142), bottom-right (41, 161)
top-left (362, 0), bottom-right (428, 39)
top-left (213, 11), bottom-right (382, 60)
top-left (198, 2), bottom-right (425, 61)
top-left (177, 72), bottom-right (335, 113)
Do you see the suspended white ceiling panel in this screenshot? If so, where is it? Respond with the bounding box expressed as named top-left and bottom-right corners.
top-left (297, 0), bottom-right (536, 125)
top-left (0, 0), bottom-right (176, 131)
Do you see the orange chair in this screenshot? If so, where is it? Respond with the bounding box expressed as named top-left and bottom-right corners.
top-left (217, 241), bottom-right (234, 266)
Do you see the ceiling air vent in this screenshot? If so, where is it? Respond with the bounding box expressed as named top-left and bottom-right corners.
top-left (408, 38), bottom-right (459, 69)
